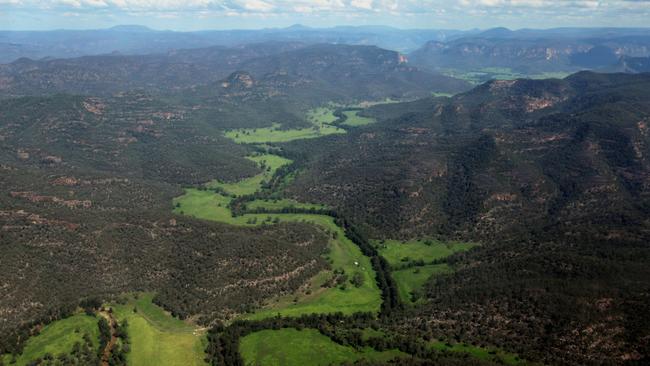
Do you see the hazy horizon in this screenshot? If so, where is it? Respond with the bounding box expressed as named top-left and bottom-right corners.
top-left (3, 23), bottom-right (650, 33)
top-left (2, 1), bottom-right (650, 31)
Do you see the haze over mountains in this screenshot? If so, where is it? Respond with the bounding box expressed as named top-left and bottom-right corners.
top-left (1, 23), bottom-right (649, 366)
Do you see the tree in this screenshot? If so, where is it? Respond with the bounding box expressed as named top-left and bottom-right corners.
top-left (351, 272), bottom-right (365, 288)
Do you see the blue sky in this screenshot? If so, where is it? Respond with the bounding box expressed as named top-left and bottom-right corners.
top-left (1, 1), bottom-right (650, 31)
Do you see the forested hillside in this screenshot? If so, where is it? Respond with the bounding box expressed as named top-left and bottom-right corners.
top-left (279, 72), bottom-right (650, 364)
top-left (0, 43), bottom-right (469, 98)
top-left (0, 27), bottom-right (649, 365)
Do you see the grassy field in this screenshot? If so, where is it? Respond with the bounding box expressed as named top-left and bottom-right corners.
top-left (2, 314), bottom-right (100, 365)
top-left (206, 154), bottom-right (292, 196)
top-left (375, 239), bottom-right (477, 267)
top-left (225, 104), bottom-right (348, 145)
top-left (225, 123), bottom-right (345, 144)
top-left (392, 264), bottom-right (451, 304)
top-left (243, 214), bottom-right (380, 319)
top-left (239, 328), bottom-right (404, 366)
top-left (307, 106), bottom-right (338, 124)
top-left (110, 293), bottom-right (207, 366)
top-left (173, 151), bottom-right (381, 320)
top-left (174, 191), bottom-right (384, 317)
top-left (431, 341), bottom-right (525, 365)
top-left (373, 239), bottom-right (476, 305)
top-left (341, 110), bottom-right (376, 127)
top-left (174, 189), bottom-right (237, 223)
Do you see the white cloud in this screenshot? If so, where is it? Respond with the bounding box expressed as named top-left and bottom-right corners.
top-left (2, 0), bottom-right (650, 28)
top-left (350, 0), bottom-right (373, 10)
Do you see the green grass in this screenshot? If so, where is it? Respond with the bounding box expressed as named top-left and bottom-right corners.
top-left (110, 293), bottom-right (207, 366)
top-left (341, 110), bottom-right (376, 127)
top-left (2, 313), bottom-right (100, 365)
top-left (174, 189), bottom-right (236, 223)
top-left (173, 151), bottom-right (382, 320)
top-left (172, 208), bottom-right (381, 319)
top-left (431, 341), bottom-right (525, 365)
top-left (243, 214), bottom-right (381, 319)
top-left (375, 239), bottom-right (477, 267)
top-left (392, 264), bottom-right (451, 304)
top-left (307, 107), bottom-right (338, 124)
top-left (206, 154), bottom-right (292, 196)
top-left (225, 122), bottom-right (345, 144)
top-left (239, 328), bottom-right (404, 366)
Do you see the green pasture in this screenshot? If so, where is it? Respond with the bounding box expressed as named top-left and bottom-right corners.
top-left (239, 328), bottom-right (404, 366)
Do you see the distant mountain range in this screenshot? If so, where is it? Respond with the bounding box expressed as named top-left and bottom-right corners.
top-left (0, 25), bottom-right (471, 63)
top-left (409, 28), bottom-right (650, 75)
top-left (2, 25), bottom-right (650, 69)
top-left (0, 43), bottom-right (471, 99)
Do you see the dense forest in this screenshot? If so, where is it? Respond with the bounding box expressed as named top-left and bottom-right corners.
top-left (0, 30), bottom-right (649, 366)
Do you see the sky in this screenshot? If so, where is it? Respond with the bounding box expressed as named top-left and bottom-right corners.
top-left (1, 0), bottom-right (650, 31)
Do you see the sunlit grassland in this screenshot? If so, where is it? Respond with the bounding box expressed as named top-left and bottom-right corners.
top-left (373, 239), bottom-right (476, 306)
top-left (392, 264), bottom-right (451, 304)
top-left (225, 120), bottom-right (344, 144)
top-left (110, 293), bottom-right (207, 366)
top-left (341, 110), bottom-right (376, 127)
top-left (173, 199), bottom-right (382, 318)
top-left (307, 106), bottom-right (338, 124)
top-left (206, 154), bottom-right (291, 196)
top-left (173, 151), bottom-right (381, 320)
top-left (2, 314), bottom-right (99, 366)
top-left (243, 214), bottom-right (381, 319)
top-left (375, 239), bottom-right (476, 267)
top-left (239, 328), bottom-right (405, 366)
top-left (224, 103), bottom-right (396, 143)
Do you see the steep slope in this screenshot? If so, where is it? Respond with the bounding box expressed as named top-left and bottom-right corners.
top-left (237, 44), bottom-right (470, 98)
top-left (0, 93), bottom-right (332, 356)
top-left (610, 55), bottom-right (650, 73)
top-left (282, 71), bottom-right (650, 364)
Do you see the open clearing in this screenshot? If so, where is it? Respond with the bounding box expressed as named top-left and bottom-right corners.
top-left (239, 328), bottom-right (404, 366)
top-left (243, 214), bottom-right (381, 319)
top-left (341, 110), bottom-right (376, 127)
top-left (225, 122), bottom-right (344, 144)
top-left (225, 109), bottom-right (345, 144)
top-left (110, 293), bottom-right (207, 366)
top-left (224, 104), bottom-right (387, 144)
top-left (375, 239), bottom-right (476, 267)
top-left (2, 314), bottom-right (99, 365)
top-left (173, 153), bottom-right (381, 320)
top-left (392, 264), bottom-right (451, 304)
top-left (206, 154), bottom-right (291, 196)
top-left (307, 106), bottom-right (338, 124)
top-left (374, 239), bottom-right (476, 305)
